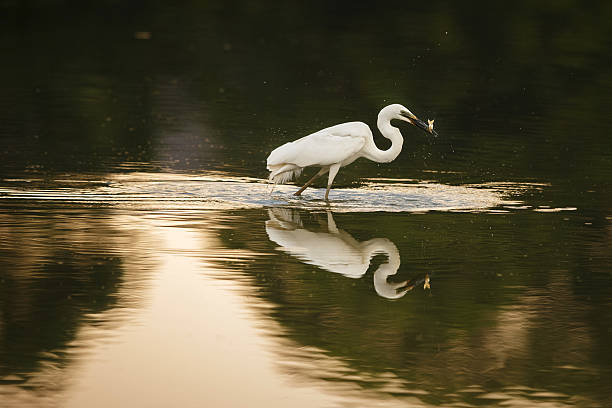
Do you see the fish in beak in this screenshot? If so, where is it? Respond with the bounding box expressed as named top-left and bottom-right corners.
top-left (400, 110), bottom-right (438, 136)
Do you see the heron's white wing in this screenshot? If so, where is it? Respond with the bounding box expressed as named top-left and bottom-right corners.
top-left (265, 225), bottom-right (369, 278)
top-left (267, 122), bottom-right (370, 168)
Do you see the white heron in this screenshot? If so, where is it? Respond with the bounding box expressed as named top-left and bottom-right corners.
top-left (266, 103), bottom-right (437, 200)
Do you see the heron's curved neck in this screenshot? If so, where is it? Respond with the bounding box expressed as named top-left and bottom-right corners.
top-left (362, 239), bottom-right (401, 276)
top-left (362, 238), bottom-right (404, 299)
top-left (363, 115), bottom-right (404, 163)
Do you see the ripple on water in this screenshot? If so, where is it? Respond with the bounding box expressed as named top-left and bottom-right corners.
top-left (0, 172), bottom-right (553, 213)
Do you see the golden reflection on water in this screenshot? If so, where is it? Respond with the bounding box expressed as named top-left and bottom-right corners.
top-left (57, 213), bottom-right (341, 408)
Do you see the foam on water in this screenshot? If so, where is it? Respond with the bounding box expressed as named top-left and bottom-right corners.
top-left (0, 172), bottom-right (551, 213)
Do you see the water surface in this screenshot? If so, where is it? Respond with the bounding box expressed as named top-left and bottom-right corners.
top-left (1, 1), bottom-right (612, 407)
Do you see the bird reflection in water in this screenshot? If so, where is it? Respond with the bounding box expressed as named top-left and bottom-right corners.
top-left (265, 208), bottom-right (430, 299)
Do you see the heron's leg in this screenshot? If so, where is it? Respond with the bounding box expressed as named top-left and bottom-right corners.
top-left (326, 210), bottom-right (339, 234)
top-left (324, 164), bottom-right (341, 201)
top-left (294, 168), bottom-right (327, 196)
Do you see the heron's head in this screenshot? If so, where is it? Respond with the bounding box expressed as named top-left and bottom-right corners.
top-left (382, 103), bottom-right (438, 136)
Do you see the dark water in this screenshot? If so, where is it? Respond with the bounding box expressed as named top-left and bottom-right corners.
top-left (1, 2), bottom-right (612, 407)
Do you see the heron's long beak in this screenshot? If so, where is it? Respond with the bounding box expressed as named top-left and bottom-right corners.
top-left (395, 280), bottom-right (415, 295)
top-left (400, 111), bottom-right (438, 137)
